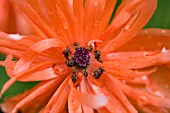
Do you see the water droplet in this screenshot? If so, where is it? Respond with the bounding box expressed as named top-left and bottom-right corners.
top-left (141, 75), bottom-right (148, 81)
top-left (144, 30), bottom-right (148, 34)
top-left (161, 30), bottom-right (166, 33)
top-left (97, 88), bottom-right (102, 94)
top-left (94, 20), bottom-right (102, 27)
top-left (161, 47), bottom-right (167, 53)
top-left (122, 80), bottom-right (126, 83)
top-left (137, 95), bottom-right (149, 106)
top-left (110, 110), bottom-right (114, 113)
top-left (132, 63), bottom-right (136, 67)
top-left (94, 1), bottom-right (99, 6)
top-left (157, 42), bottom-right (162, 47)
top-left (112, 43), bottom-right (116, 47)
top-left (63, 22), bottom-right (69, 29)
top-left (128, 57), bottom-right (134, 61)
top-left (154, 91), bottom-right (164, 97)
top-left (152, 60), bottom-right (156, 63)
top-left (165, 84), bottom-right (169, 88)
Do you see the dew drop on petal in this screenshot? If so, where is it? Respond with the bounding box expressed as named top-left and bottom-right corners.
top-left (161, 47), bottom-right (167, 53)
top-left (132, 63), bottom-right (136, 67)
top-left (63, 22), bottom-right (69, 29)
top-left (110, 110), bottom-right (114, 113)
top-left (165, 84), bottom-right (170, 88)
top-left (97, 88), bottom-right (102, 94)
top-left (137, 95), bottom-right (149, 106)
top-left (157, 42), bottom-right (162, 47)
top-left (141, 75), bottom-right (148, 81)
top-left (94, 1), bottom-right (99, 6)
top-left (112, 43), bottom-right (116, 47)
top-left (154, 91), bottom-right (164, 97)
top-left (128, 57), bottom-right (135, 61)
top-left (161, 30), bottom-right (166, 34)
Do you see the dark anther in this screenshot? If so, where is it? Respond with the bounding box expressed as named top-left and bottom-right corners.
top-left (62, 46), bottom-right (70, 60)
top-left (65, 59), bottom-right (76, 67)
top-left (73, 42), bottom-right (79, 46)
top-left (72, 72), bottom-right (77, 83)
top-left (93, 67), bottom-right (104, 79)
top-left (94, 50), bottom-right (103, 63)
top-left (82, 69), bottom-right (88, 76)
top-left (72, 42), bottom-right (80, 50)
top-left (17, 109), bottom-right (22, 113)
top-left (86, 46), bottom-right (93, 51)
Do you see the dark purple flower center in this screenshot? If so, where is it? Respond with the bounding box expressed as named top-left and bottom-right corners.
top-left (73, 47), bottom-right (90, 67)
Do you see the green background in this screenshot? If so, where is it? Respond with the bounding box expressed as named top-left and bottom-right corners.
top-left (0, 0), bottom-right (170, 109)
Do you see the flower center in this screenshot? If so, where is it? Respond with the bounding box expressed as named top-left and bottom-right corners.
top-left (73, 47), bottom-right (90, 67)
top-left (62, 42), bottom-right (104, 86)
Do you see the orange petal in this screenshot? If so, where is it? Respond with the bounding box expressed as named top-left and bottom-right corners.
top-left (43, 0), bottom-right (73, 45)
top-left (43, 76), bottom-right (70, 113)
top-left (99, 0), bottom-right (157, 53)
top-left (68, 89), bottom-right (83, 113)
top-left (13, 0), bottom-right (57, 38)
top-left (113, 76), bottom-right (170, 109)
top-left (104, 51), bottom-right (170, 69)
top-left (0, 32), bottom-right (27, 50)
top-left (73, 0), bottom-right (84, 44)
top-left (84, 0), bottom-right (107, 42)
top-left (1, 80), bottom-right (56, 113)
top-left (11, 79), bottom-right (59, 113)
top-left (19, 68), bottom-right (57, 81)
top-left (146, 66), bottom-right (170, 98)
top-left (118, 28), bottom-right (170, 51)
top-left (73, 87), bottom-right (108, 109)
top-left (103, 74), bottom-right (137, 113)
top-left (89, 82), bottom-right (127, 113)
top-left (12, 38), bottom-right (63, 75)
top-left (0, 47), bottom-right (23, 58)
top-left (56, 0), bottom-right (78, 43)
top-left (80, 77), bottom-right (94, 113)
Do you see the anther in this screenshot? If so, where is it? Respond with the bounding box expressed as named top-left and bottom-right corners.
top-left (82, 69), bottom-right (88, 76)
top-left (86, 45), bottom-right (93, 51)
top-left (62, 46), bottom-right (70, 60)
top-left (93, 67), bottom-right (104, 79)
top-left (71, 72), bottom-right (77, 83)
top-left (65, 59), bottom-right (76, 67)
top-left (94, 50), bottom-right (103, 63)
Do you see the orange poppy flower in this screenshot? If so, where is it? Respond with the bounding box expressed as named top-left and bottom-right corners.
top-left (0, 0), bottom-right (170, 113)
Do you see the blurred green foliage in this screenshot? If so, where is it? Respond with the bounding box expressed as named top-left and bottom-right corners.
top-left (0, 0), bottom-right (170, 105)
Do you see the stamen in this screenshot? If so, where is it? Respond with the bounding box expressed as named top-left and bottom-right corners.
top-left (82, 69), bottom-right (88, 76)
top-left (62, 46), bottom-right (71, 60)
top-left (62, 42), bottom-right (104, 84)
top-left (71, 72), bottom-right (77, 83)
top-left (65, 59), bottom-right (76, 67)
top-left (93, 67), bottom-right (104, 79)
top-left (94, 50), bottom-right (103, 63)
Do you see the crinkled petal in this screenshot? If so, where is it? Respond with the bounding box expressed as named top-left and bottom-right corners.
top-left (12, 38), bottom-right (64, 75)
top-left (1, 80), bottom-right (57, 113)
top-left (73, 87), bottom-right (108, 109)
top-left (104, 51), bottom-right (170, 69)
top-left (11, 79), bottom-right (60, 113)
top-left (43, 76), bottom-right (70, 112)
top-left (118, 28), bottom-right (170, 51)
top-left (99, 0), bottom-right (157, 53)
top-left (103, 73), bottom-right (137, 113)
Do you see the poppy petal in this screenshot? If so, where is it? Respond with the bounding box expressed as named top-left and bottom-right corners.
top-left (73, 87), bottom-right (108, 109)
top-left (104, 51), bottom-right (170, 69)
top-left (99, 0), bottom-right (157, 53)
top-left (118, 28), bottom-right (170, 51)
